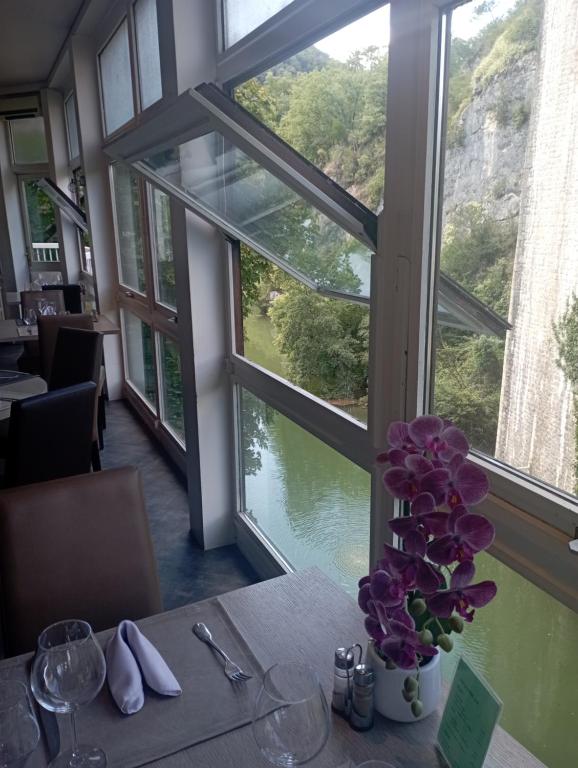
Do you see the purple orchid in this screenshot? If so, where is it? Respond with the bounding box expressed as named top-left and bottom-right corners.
top-left (388, 492), bottom-right (450, 539)
top-left (382, 531), bottom-right (443, 595)
top-left (374, 603), bottom-right (437, 669)
top-left (426, 561), bottom-right (497, 622)
top-left (420, 453), bottom-right (489, 509)
top-left (427, 505), bottom-right (495, 565)
top-left (408, 415), bottom-right (470, 461)
top-left (383, 454), bottom-right (434, 501)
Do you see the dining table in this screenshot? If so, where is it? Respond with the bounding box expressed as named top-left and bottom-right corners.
top-left (0, 370), bottom-right (47, 420)
top-left (0, 569), bottom-right (545, 768)
top-left (0, 315), bottom-right (120, 344)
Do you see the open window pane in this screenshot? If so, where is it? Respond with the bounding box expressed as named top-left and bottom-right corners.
top-left (236, 4), bottom-right (390, 213)
top-left (112, 164), bottom-right (146, 294)
top-left (99, 19), bottom-right (134, 135)
top-left (135, 0), bottom-right (162, 110)
top-left (10, 117), bottom-right (48, 164)
top-left (159, 334), bottom-right (185, 442)
top-left (223, 0), bottom-right (293, 48)
top-left (65, 94), bottom-right (80, 160)
top-left (36, 179), bottom-right (87, 232)
top-left (240, 388), bottom-right (369, 595)
top-left (122, 309), bottom-right (157, 407)
top-left (151, 188), bottom-right (176, 309)
top-left (433, 0), bottom-right (578, 499)
top-left (240, 247), bottom-right (368, 422)
top-left (23, 181), bottom-right (58, 245)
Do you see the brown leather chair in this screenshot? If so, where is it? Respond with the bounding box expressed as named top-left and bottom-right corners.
top-left (37, 314), bottom-right (94, 382)
top-left (0, 467), bottom-right (162, 657)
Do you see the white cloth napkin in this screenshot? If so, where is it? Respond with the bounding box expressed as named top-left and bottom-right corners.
top-left (106, 620), bottom-right (182, 714)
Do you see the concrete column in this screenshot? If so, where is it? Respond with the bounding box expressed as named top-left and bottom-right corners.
top-left (0, 122), bottom-right (28, 305)
top-left (69, 39), bottom-right (123, 398)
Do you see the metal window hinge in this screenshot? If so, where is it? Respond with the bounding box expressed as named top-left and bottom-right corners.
top-left (569, 528), bottom-right (578, 554)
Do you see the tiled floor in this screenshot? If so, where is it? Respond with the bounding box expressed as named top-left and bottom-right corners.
top-left (101, 400), bottom-right (259, 610)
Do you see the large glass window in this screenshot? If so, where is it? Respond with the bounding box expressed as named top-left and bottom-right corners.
top-left (134, 0), bottom-right (163, 110)
top-left (122, 310), bottom-right (157, 407)
top-left (111, 164), bottom-right (146, 294)
top-left (236, 4), bottom-right (390, 213)
top-left (65, 94), bottom-right (80, 160)
top-left (240, 388), bottom-right (369, 595)
top-left (223, 0), bottom-right (293, 48)
top-left (151, 188), bottom-right (176, 309)
top-left (99, 19), bottom-right (134, 135)
top-left (159, 334), bottom-right (185, 442)
top-left (433, 0), bottom-right (578, 499)
top-left (10, 117), bottom-right (48, 164)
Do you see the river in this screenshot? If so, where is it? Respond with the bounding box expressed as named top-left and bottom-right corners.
top-left (242, 312), bottom-right (577, 767)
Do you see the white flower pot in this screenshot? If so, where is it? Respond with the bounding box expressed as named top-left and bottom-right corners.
top-left (366, 642), bottom-right (441, 722)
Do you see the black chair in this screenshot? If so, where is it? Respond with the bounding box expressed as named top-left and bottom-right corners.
top-left (3, 382), bottom-right (96, 488)
top-left (49, 327), bottom-right (103, 391)
top-left (42, 284), bottom-right (83, 314)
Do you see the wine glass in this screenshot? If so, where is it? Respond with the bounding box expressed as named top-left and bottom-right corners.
top-left (30, 620), bottom-right (107, 768)
top-left (252, 662), bottom-right (330, 766)
top-left (0, 680), bottom-right (40, 767)
top-left (23, 309), bottom-right (37, 326)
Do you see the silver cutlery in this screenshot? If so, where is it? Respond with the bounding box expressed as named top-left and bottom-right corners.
top-left (192, 622), bottom-right (252, 682)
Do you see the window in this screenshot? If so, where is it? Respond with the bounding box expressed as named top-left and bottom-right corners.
top-left (223, 0), bottom-right (293, 48)
top-left (134, 0), bottom-right (163, 110)
top-left (99, 19), bottom-right (134, 135)
top-left (111, 164), bottom-right (146, 294)
top-left (10, 117), bottom-right (48, 165)
top-left (240, 388), bottom-right (369, 594)
top-left (65, 94), bottom-right (80, 160)
top-left (159, 334), bottom-right (185, 441)
top-left (122, 309), bottom-right (157, 407)
top-left (151, 188), bottom-right (176, 309)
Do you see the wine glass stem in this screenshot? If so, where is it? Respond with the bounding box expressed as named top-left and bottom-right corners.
top-left (70, 711), bottom-right (80, 759)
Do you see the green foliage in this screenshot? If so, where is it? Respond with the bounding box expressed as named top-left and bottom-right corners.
top-left (554, 295), bottom-right (578, 389)
top-left (24, 181), bottom-right (57, 242)
top-left (240, 245), bottom-right (274, 320)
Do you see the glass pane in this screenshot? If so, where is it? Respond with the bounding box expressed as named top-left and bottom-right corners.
top-left (240, 388), bottom-right (369, 595)
top-left (143, 135), bottom-right (372, 299)
top-left (23, 181), bottom-right (58, 245)
top-left (159, 334), bottom-right (185, 441)
top-left (122, 310), bottom-right (157, 407)
top-left (240, 247), bottom-right (368, 422)
top-left (10, 117), bottom-right (48, 164)
top-left (432, 0), bottom-right (578, 497)
top-left (151, 188), bottom-right (176, 308)
top-left (135, 0), bottom-right (162, 110)
top-left (72, 169), bottom-right (93, 276)
top-left (99, 19), bottom-right (134, 135)
top-left (236, 4), bottom-right (390, 212)
top-left (65, 94), bottom-right (80, 160)
top-left (224, 0), bottom-right (293, 48)
top-left (112, 164), bottom-right (146, 293)
top-left (443, 551), bottom-right (578, 768)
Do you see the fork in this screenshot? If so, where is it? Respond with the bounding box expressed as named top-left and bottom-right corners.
top-left (192, 622), bottom-right (252, 682)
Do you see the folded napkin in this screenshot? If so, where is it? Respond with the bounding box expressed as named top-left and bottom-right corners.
top-left (106, 620), bottom-right (182, 715)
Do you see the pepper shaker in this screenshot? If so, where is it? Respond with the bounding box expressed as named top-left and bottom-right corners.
top-left (349, 663), bottom-right (374, 731)
top-left (332, 647), bottom-right (355, 715)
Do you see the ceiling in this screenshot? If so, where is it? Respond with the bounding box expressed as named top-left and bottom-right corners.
top-left (0, 0), bottom-right (85, 89)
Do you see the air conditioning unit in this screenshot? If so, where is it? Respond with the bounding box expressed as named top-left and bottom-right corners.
top-left (0, 93), bottom-right (41, 119)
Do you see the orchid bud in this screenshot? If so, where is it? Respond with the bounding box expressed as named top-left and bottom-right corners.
top-left (404, 676), bottom-right (419, 694)
top-left (386, 658), bottom-right (397, 670)
top-left (450, 615), bottom-right (465, 633)
top-left (438, 633), bottom-right (454, 652)
top-left (409, 598), bottom-right (427, 617)
top-left (411, 699), bottom-right (423, 718)
top-left (419, 628), bottom-right (433, 645)
top-left (402, 688), bottom-right (416, 702)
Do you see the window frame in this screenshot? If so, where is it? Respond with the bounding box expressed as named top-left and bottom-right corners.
top-left (64, 91), bottom-right (81, 165)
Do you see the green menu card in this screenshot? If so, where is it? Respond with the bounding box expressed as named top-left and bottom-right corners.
top-left (437, 657), bottom-right (503, 768)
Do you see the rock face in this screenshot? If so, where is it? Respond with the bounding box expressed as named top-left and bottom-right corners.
top-left (495, 0), bottom-right (578, 493)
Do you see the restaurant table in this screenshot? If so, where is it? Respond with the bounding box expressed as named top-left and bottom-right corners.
top-left (0, 569), bottom-right (545, 768)
top-left (0, 315), bottom-right (120, 343)
top-left (0, 371), bottom-right (46, 420)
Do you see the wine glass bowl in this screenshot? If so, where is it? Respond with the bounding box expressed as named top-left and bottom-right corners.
top-left (252, 662), bottom-right (330, 767)
top-left (0, 680), bottom-right (40, 768)
top-left (30, 620), bottom-right (107, 768)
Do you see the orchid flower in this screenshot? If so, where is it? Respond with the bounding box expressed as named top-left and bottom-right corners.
top-left (426, 561), bottom-right (497, 622)
top-left (375, 602), bottom-right (437, 669)
top-left (420, 453), bottom-right (489, 508)
top-left (382, 531), bottom-right (443, 594)
top-left (383, 454), bottom-right (434, 501)
top-left (427, 505), bottom-right (495, 565)
top-left (388, 492), bottom-right (450, 539)
top-left (407, 415), bottom-right (470, 461)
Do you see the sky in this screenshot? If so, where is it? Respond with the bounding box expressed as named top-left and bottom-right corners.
top-left (315, 0), bottom-right (521, 62)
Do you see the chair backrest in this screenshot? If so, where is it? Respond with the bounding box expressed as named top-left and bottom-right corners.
top-left (38, 314), bottom-right (94, 382)
top-left (20, 290), bottom-right (65, 318)
top-left (49, 327), bottom-right (103, 391)
top-left (4, 381), bottom-right (96, 489)
top-left (42, 284), bottom-right (83, 314)
top-left (0, 467), bottom-right (162, 656)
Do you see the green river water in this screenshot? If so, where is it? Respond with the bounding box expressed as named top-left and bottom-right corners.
top-left (243, 313), bottom-right (577, 767)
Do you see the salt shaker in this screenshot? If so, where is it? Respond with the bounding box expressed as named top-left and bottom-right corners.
top-left (332, 647), bottom-right (355, 715)
top-left (349, 663), bottom-right (374, 731)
